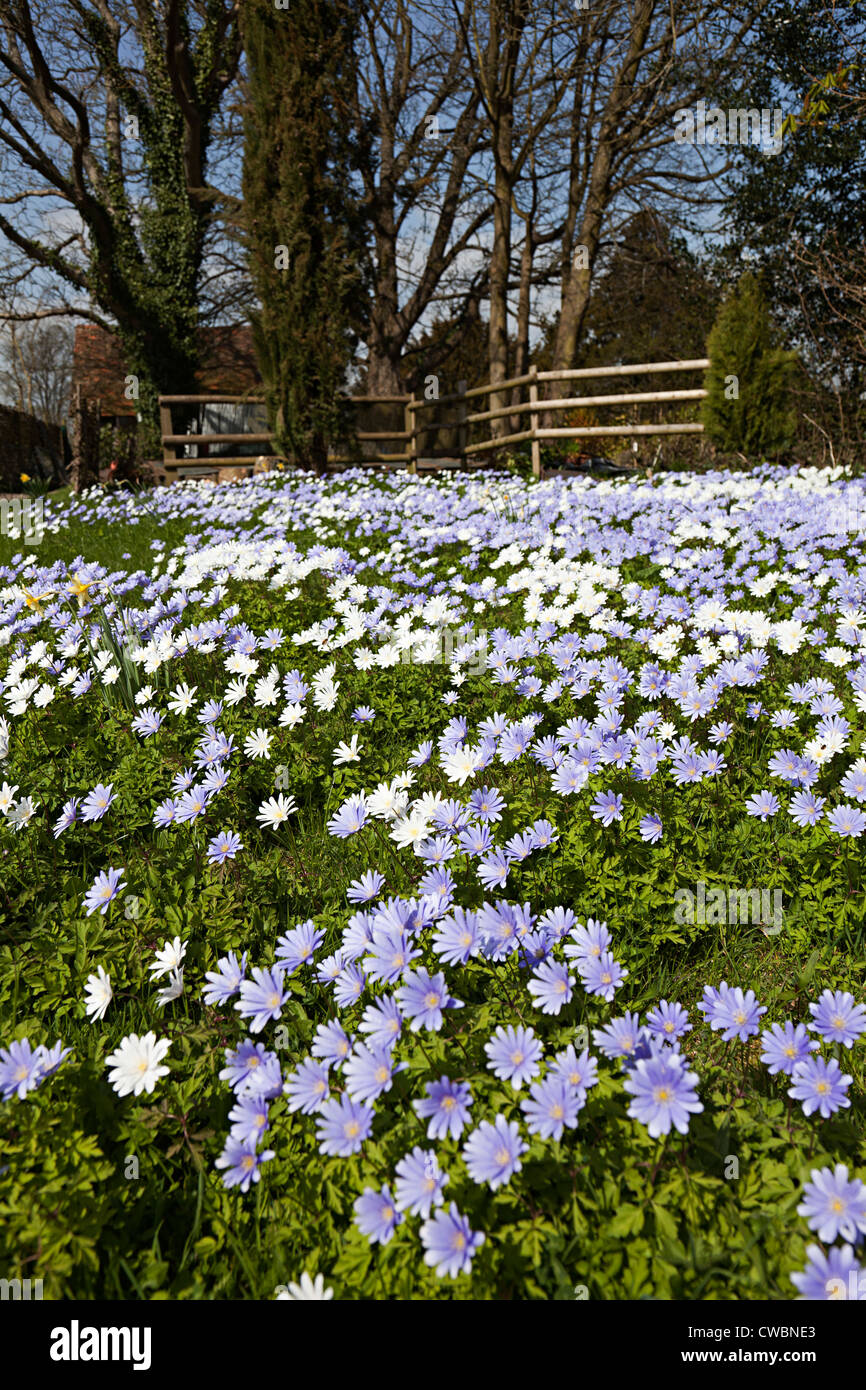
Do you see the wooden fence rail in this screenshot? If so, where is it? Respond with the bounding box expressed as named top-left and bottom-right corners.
top-left (158, 357), bottom-right (710, 479)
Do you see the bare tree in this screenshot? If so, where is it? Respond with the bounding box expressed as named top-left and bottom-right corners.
top-left (0, 317), bottom-right (74, 422)
top-left (0, 0), bottom-right (242, 441)
top-left (793, 233), bottom-right (866, 370)
top-left (550, 0), bottom-right (770, 378)
top-left (452, 0), bottom-right (532, 434)
top-left (439, 0), bottom-right (768, 429)
top-left (350, 0), bottom-right (492, 395)
top-left (784, 2), bottom-right (866, 383)
top-left (0, 0), bottom-right (775, 440)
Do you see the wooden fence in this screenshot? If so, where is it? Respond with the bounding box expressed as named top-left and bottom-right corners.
top-left (158, 358), bottom-right (709, 479)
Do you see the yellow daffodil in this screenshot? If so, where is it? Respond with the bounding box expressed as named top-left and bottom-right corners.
top-left (68, 574), bottom-right (97, 606)
top-left (21, 586), bottom-right (53, 612)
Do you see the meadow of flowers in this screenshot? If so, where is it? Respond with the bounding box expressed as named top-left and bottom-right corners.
top-left (1, 462), bottom-right (865, 1301)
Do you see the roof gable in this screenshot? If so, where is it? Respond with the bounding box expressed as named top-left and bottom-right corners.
top-left (72, 324), bottom-right (262, 414)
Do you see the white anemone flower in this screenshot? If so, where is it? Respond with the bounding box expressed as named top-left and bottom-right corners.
top-left (7, 795), bottom-right (37, 829)
top-left (278, 703), bottom-right (305, 728)
top-left (105, 1032), bottom-right (171, 1097)
top-left (155, 967), bottom-right (185, 1009)
top-left (149, 936), bottom-right (187, 981)
top-left (276, 1272), bottom-right (333, 1301)
top-left (84, 965), bottom-right (113, 1022)
top-left (244, 728), bottom-right (274, 760)
top-left (257, 793), bottom-right (298, 828)
top-left (333, 734), bottom-right (362, 765)
top-left (167, 683), bottom-right (198, 715)
top-left (390, 810), bottom-right (432, 850)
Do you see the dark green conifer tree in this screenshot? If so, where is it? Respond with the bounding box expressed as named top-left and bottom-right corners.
top-left (702, 273), bottom-right (797, 459)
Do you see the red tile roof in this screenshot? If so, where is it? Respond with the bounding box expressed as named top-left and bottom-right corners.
top-left (72, 324), bottom-right (262, 415)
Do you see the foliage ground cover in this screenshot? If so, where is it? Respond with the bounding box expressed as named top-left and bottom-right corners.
top-left (0, 464), bottom-right (865, 1301)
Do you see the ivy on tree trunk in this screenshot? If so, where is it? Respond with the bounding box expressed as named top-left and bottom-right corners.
top-left (239, 0), bottom-right (372, 471)
top-left (0, 1), bottom-right (242, 454)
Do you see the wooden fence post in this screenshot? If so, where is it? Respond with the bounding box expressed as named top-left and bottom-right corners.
top-left (159, 399), bottom-right (177, 466)
top-left (405, 394), bottom-right (417, 474)
top-left (529, 365), bottom-right (541, 478)
top-left (456, 380), bottom-right (468, 467)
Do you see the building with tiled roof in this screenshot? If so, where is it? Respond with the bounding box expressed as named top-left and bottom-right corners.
top-left (71, 324), bottom-right (262, 419)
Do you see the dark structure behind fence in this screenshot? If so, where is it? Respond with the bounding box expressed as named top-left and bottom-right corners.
top-left (0, 402), bottom-right (66, 490)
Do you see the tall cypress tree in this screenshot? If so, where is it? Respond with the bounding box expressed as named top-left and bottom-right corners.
top-left (240, 0), bottom-right (371, 471)
top-left (702, 273), bottom-right (798, 460)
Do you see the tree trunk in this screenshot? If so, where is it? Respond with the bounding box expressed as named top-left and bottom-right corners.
top-left (481, 0), bottom-right (530, 441)
top-left (365, 344), bottom-right (404, 396)
top-left (511, 226), bottom-right (534, 431)
top-left (550, 193), bottom-right (606, 377)
top-left (310, 428), bottom-right (328, 473)
top-left (488, 151), bottom-right (513, 439)
top-left (365, 181), bottom-right (405, 395)
top-left (551, 0), bottom-right (655, 384)
top-left (68, 386), bottom-right (101, 493)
